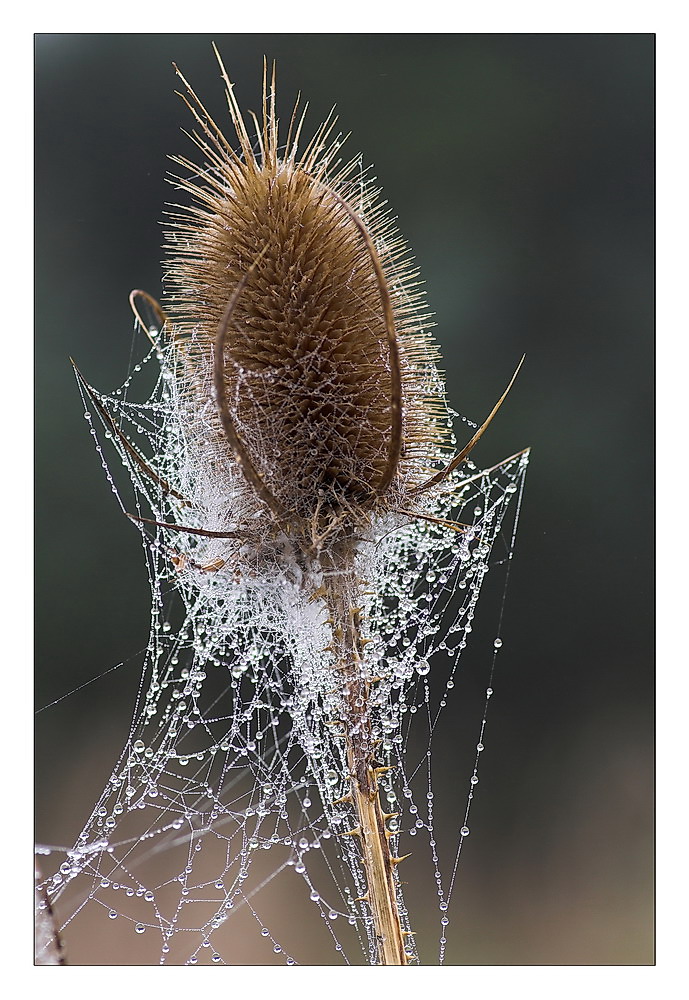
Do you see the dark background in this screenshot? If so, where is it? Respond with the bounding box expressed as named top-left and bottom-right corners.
top-left (35, 33), bottom-right (654, 965)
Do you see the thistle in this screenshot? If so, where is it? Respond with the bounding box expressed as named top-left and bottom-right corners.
top-left (50, 49), bottom-right (528, 966)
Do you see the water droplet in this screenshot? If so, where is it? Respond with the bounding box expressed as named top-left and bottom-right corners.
top-left (493, 638), bottom-right (503, 649)
top-left (133, 740), bottom-right (145, 754)
top-left (135, 923), bottom-right (146, 934)
top-left (212, 954), bottom-right (221, 963)
top-left (261, 927), bottom-right (270, 937)
top-left (416, 660), bottom-right (430, 676)
top-left (108, 910), bottom-right (117, 919)
top-left (477, 743), bottom-right (484, 752)
top-left (461, 825), bottom-right (470, 836)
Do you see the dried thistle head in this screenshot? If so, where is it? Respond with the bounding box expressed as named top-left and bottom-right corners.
top-left (58, 52), bottom-right (529, 967)
top-left (162, 52), bottom-right (453, 557)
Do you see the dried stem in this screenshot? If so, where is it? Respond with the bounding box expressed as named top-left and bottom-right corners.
top-left (324, 569), bottom-right (408, 966)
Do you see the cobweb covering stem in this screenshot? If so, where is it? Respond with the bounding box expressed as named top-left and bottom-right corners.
top-left (36, 339), bottom-right (529, 966)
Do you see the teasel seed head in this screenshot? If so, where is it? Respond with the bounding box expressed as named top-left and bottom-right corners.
top-left (163, 51), bottom-right (453, 550)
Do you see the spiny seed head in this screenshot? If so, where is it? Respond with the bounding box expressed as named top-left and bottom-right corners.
top-left (163, 53), bottom-right (453, 543)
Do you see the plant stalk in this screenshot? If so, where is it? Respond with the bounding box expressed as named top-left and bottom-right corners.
top-left (324, 574), bottom-right (408, 966)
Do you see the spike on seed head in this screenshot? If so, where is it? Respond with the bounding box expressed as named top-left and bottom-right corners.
top-left (162, 53), bottom-right (453, 546)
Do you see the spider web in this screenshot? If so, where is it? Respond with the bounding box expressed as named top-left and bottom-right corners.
top-left (36, 334), bottom-right (529, 966)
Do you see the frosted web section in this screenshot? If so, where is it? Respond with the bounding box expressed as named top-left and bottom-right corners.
top-left (36, 341), bottom-right (529, 966)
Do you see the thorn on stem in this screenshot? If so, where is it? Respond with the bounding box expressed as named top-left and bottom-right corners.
top-left (373, 766), bottom-right (394, 780)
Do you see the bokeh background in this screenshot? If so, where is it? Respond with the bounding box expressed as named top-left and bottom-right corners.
top-left (35, 33), bottom-right (653, 965)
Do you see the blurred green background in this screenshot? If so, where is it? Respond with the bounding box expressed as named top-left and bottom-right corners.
top-left (35, 33), bottom-right (653, 965)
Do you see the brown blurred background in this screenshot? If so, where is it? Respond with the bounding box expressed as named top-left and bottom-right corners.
top-left (35, 33), bottom-right (653, 965)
